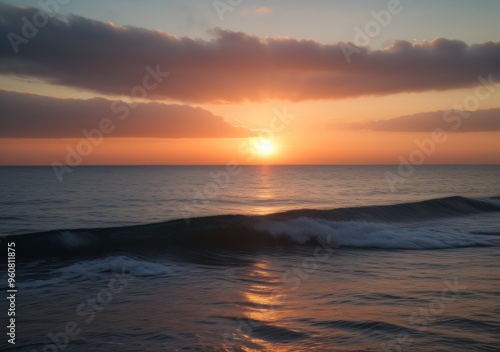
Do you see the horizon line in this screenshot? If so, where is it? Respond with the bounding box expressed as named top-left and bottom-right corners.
top-left (1, 164), bottom-right (500, 167)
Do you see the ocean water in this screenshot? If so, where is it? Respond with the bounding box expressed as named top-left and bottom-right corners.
top-left (1, 165), bottom-right (500, 351)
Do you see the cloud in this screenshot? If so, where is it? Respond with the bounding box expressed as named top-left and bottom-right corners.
top-left (242, 7), bottom-right (272, 16)
top-left (0, 4), bottom-right (499, 103)
top-left (334, 108), bottom-right (500, 133)
top-left (0, 90), bottom-right (252, 138)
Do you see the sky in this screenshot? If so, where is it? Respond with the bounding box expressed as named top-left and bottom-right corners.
top-left (0, 0), bottom-right (499, 165)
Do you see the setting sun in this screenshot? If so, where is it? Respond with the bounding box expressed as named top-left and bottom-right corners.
top-left (254, 139), bottom-right (276, 156)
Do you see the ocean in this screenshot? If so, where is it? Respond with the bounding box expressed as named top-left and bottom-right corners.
top-left (1, 165), bottom-right (499, 351)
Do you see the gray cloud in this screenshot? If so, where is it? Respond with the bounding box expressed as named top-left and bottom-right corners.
top-left (334, 108), bottom-right (500, 132)
top-left (0, 90), bottom-right (252, 138)
top-left (0, 4), bottom-right (499, 103)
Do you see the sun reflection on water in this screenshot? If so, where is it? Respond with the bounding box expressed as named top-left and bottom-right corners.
top-left (234, 260), bottom-right (299, 351)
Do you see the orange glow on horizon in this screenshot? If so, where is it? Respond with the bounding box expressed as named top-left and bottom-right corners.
top-left (0, 131), bottom-right (499, 166)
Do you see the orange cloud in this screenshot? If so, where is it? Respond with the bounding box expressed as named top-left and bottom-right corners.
top-left (242, 7), bottom-right (272, 16)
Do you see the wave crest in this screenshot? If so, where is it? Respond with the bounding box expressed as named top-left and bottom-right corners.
top-left (3, 196), bottom-right (499, 258)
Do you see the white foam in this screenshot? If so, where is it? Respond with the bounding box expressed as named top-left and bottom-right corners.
top-left (254, 218), bottom-right (496, 250)
top-left (17, 255), bottom-right (188, 289)
top-left (60, 255), bottom-right (184, 276)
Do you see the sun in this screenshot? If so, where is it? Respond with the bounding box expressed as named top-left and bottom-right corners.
top-left (254, 139), bottom-right (275, 157)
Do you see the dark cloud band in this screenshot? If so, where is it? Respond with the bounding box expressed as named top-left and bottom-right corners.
top-left (0, 3), bottom-right (499, 103)
top-left (0, 90), bottom-right (252, 138)
top-left (334, 108), bottom-right (500, 133)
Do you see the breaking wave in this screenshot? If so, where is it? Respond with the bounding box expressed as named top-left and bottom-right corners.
top-left (3, 196), bottom-right (500, 258)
